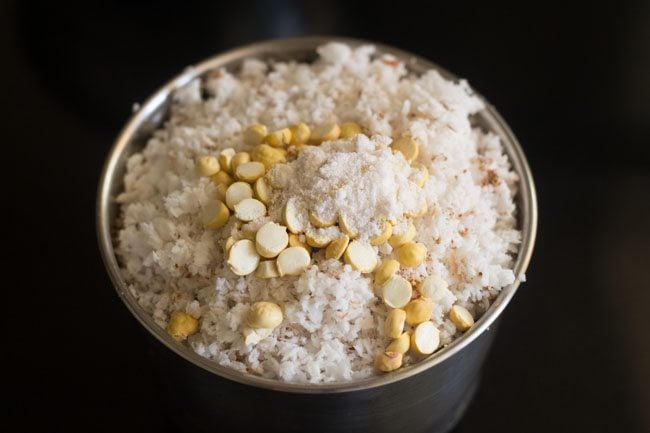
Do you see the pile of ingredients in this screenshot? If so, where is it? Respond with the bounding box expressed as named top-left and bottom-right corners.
top-left (116, 43), bottom-right (521, 383)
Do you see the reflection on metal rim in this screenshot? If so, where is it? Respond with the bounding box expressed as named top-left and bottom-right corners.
top-left (96, 36), bottom-right (538, 394)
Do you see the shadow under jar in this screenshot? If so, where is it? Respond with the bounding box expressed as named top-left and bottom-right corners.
top-left (97, 37), bottom-right (537, 433)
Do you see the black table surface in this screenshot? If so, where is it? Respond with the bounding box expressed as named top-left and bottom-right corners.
top-left (3, 1), bottom-right (649, 432)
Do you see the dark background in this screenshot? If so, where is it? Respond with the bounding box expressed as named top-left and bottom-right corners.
top-left (3, 0), bottom-right (649, 432)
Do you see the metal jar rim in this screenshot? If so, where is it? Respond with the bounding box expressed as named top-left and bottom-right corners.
top-left (96, 36), bottom-right (538, 394)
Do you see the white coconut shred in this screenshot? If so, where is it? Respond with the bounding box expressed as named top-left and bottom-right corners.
top-left (115, 42), bottom-right (521, 383)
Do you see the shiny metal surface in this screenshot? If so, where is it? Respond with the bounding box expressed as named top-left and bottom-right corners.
top-left (97, 37), bottom-right (537, 432)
